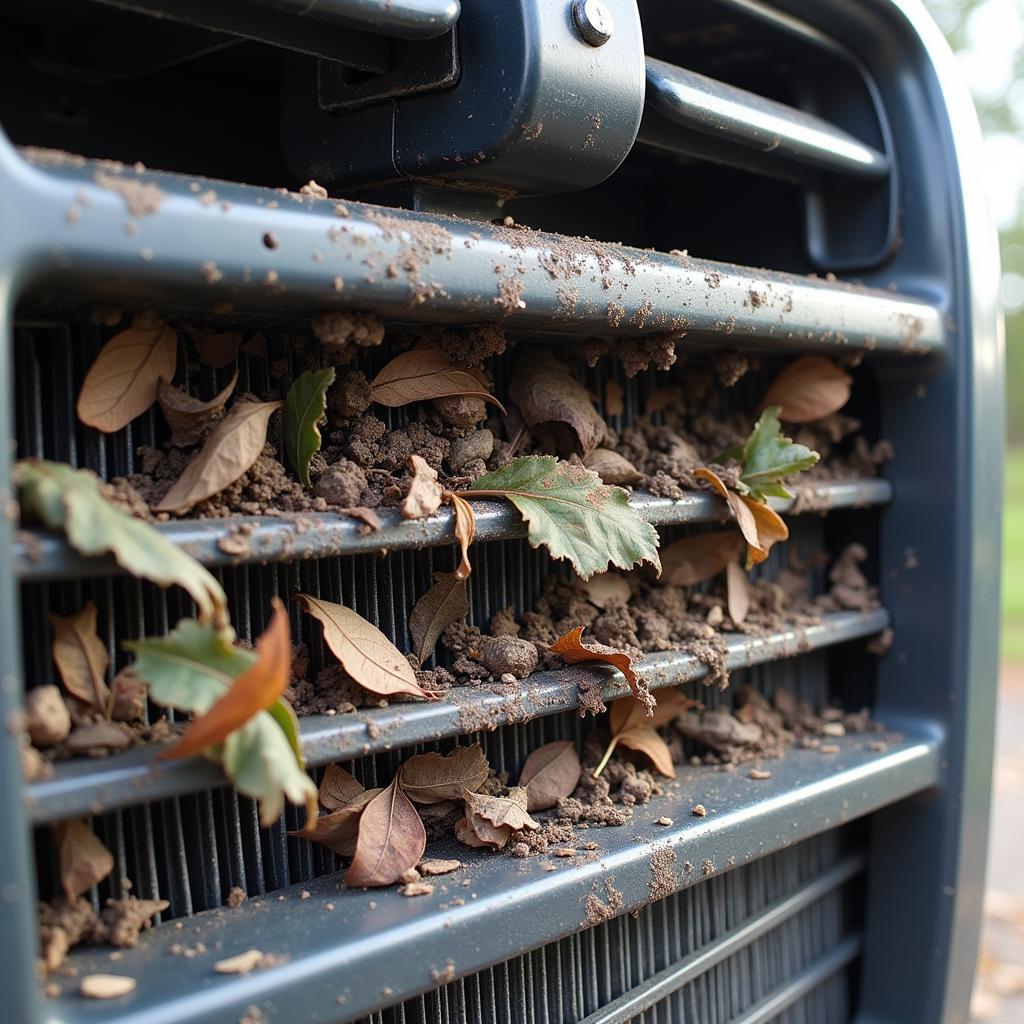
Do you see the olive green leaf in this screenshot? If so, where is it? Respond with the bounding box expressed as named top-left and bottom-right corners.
top-left (464, 455), bottom-right (660, 580)
top-left (283, 367), bottom-right (335, 487)
top-left (127, 619), bottom-right (316, 827)
top-left (733, 406), bottom-right (819, 501)
top-left (14, 459), bottom-right (228, 628)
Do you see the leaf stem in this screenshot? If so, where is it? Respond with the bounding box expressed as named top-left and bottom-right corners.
top-left (593, 737), bottom-right (618, 778)
top-left (451, 490), bottom-right (509, 500)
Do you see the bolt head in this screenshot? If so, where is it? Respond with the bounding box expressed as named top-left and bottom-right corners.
top-left (572, 0), bottom-right (613, 47)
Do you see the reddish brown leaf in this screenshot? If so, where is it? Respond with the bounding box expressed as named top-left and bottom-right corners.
top-left (297, 594), bottom-right (439, 701)
top-left (54, 820), bottom-right (114, 900)
top-left (597, 689), bottom-right (701, 779)
top-left (402, 455), bottom-right (443, 520)
top-left (50, 603), bottom-right (111, 712)
top-left (370, 345), bottom-right (506, 412)
top-left (399, 744), bottom-right (489, 804)
top-left (518, 740), bottom-right (582, 811)
top-left (761, 356), bottom-right (852, 423)
top-left (509, 349), bottom-right (605, 457)
top-left (408, 571), bottom-right (469, 667)
top-left (549, 626), bottom-right (640, 696)
top-left (695, 467), bottom-right (788, 566)
top-left (164, 598), bottom-right (291, 760)
top-left (291, 788), bottom-right (380, 856)
top-left (345, 778), bottom-right (426, 887)
top-left (185, 325), bottom-right (242, 369)
top-left (155, 400), bottom-right (281, 514)
top-left (444, 491), bottom-right (476, 579)
top-left (158, 372), bottom-right (237, 448)
top-left (318, 764), bottom-right (365, 812)
top-left (726, 559), bottom-right (751, 624)
top-left (77, 313), bottom-right (177, 433)
top-left (660, 531), bottom-right (745, 586)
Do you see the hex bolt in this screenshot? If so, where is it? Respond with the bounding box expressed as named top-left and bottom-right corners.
top-left (571, 0), bottom-right (613, 46)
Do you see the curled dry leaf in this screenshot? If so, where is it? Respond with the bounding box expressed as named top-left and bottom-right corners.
top-left (508, 349), bottom-right (605, 457)
top-left (549, 626), bottom-right (641, 698)
top-left (725, 559), bottom-right (751, 625)
top-left (518, 740), bottom-right (582, 811)
top-left (185, 325), bottom-right (242, 368)
top-left (158, 372), bottom-right (238, 448)
top-left (164, 598), bottom-right (291, 760)
top-left (583, 574), bottom-right (631, 609)
top-left (583, 448), bottom-right (644, 486)
top-left (444, 490), bottom-right (476, 579)
top-left (54, 819), bottom-right (114, 901)
top-left (291, 789), bottom-right (380, 857)
top-left (77, 312), bottom-right (178, 433)
top-left (370, 345), bottom-right (506, 412)
top-left (460, 786), bottom-right (539, 848)
top-left (595, 689), bottom-right (700, 778)
top-left (409, 571), bottom-right (469, 667)
top-left (399, 744), bottom-right (489, 804)
top-left (318, 764), bottom-right (365, 812)
top-left (660, 531), bottom-right (745, 586)
top-left (761, 355), bottom-right (852, 423)
top-left (402, 455), bottom-right (443, 520)
top-left (297, 594), bottom-right (439, 701)
top-left (155, 400), bottom-right (282, 514)
top-left (345, 777), bottom-right (426, 888)
top-left (694, 468), bottom-right (788, 566)
top-left (50, 602), bottom-right (111, 712)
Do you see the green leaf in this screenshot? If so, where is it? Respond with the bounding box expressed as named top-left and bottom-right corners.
top-left (737, 406), bottom-right (819, 501)
top-left (14, 460), bottom-right (228, 627)
top-left (127, 619), bottom-right (316, 826)
top-left (467, 456), bottom-right (661, 580)
top-left (283, 367), bottom-right (335, 487)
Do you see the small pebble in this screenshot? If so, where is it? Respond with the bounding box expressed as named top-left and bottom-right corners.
top-left (822, 722), bottom-right (846, 737)
top-left (418, 859), bottom-right (462, 876)
top-left (400, 868), bottom-right (421, 884)
top-left (553, 847), bottom-right (575, 858)
top-left (214, 949), bottom-right (265, 975)
top-left (691, 804), bottom-right (707, 817)
top-left (500, 673), bottom-right (516, 685)
top-left (81, 975), bottom-right (137, 1000)
top-left (401, 882), bottom-right (435, 897)
top-left (748, 769), bottom-right (772, 780)
top-left (300, 890), bottom-right (311, 900)
top-left (656, 817), bottom-right (673, 826)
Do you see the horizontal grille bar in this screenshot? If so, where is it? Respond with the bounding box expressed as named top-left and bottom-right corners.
top-left (14, 479), bottom-right (892, 581)
top-left (641, 58), bottom-right (889, 184)
top-left (6, 138), bottom-right (944, 352)
top-left (48, 732), bottom-right (935, 1024)
top-left (25, 608), bottom-right (889, 823)
top-left (575, 853), bottom-right (864, 1024)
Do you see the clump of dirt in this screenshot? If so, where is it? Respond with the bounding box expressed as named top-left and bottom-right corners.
top-left (615, 334), bottom-right (680, 378)
top-left (312, 311), bottom-right (385, 364)
top-left (439, 324), bottom-right (508, 367)
top-left (38, 894), bottom-right (168, 975)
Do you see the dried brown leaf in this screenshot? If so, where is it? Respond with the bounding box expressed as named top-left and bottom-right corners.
top-left (399, 744), bottom-right (489, 804)
top-left (297, 594), bottom-right (439, 701)
top-left (583, 574), bottom-right (631, 609)
top-left (185, 324), bottom-right (242, 368)
top-left (519, 740), bottom-right (582, 811)
top-left (409, 571), bottom-right (469, 667)
top-left (761, 356), bottom-right (852, 423)
top-left (615, 726), bottom-right (676, 778)
top-left (345, 778), bottom-right (426, 887)
top-left (50, 602), bottom-right (110, 711)
top-left (402, 455), bottom-right (443, 520)
top-left (660, 531), bottom-right (745, 586)
top-left (155, 400), bottom-right (281, 514)
top-left (158, 372), bottom-right (237, 448)
top-left (164, 598), bottom-right (291, 760)
top-left (549, 626), bottom-right (640, 697)
top-left (445, 491), bottom-right (476, 579)
top-left (583, 448), bottom-right (644, 486)
top-left (462, 786), bottom-right (539, 833)
top-left (726, 559), bottom-right (751, 624)
top-left (77, 313), bottom-right (178, 432)
top-left (694, 467), bottom-right (788, 565)
top-left (454, 816), bottom-right (491, 848)
top-left (597, 689), bottom-right (701, 779)
top-left (370, 345), bottom-right (506, 411)
top-left (509, 349), bottom-right (605, 457)
top-left (318, 764), bottom-right (365, 812)
top-left (54, 820), bottom-right (114, 900)
top-left (291, 789), bottom-right (380, 856)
